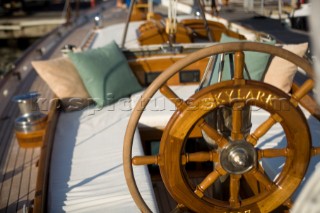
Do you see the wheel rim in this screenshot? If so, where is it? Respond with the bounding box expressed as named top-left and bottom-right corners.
top-left (123, 42), bottom-right (315, 213)
top-left (160, 81), bottom-right (311, 212)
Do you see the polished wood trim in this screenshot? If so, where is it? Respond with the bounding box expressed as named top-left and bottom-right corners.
top-left (180, 19), bottom-right (246, 41)
top-left (292, 82), bottom-right (320, 120)
top-left (128, 55), bottom-right (208, 86)
top-left (34, 100), bottom-right (59, 213)
top-left (137, 20), bottom-right (193, 45)
top-left (290, 79), bottom-right (314, 106)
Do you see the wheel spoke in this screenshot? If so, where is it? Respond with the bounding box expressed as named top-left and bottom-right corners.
top-left (234, 51), bottom-right (245, 82)
top-left (194, 165), bottom-right (227, 198)
top-left (290, 79), bottom-right (314, 106)
top-left (244, 62), bottom-right (251, 80)
top-left (133, 151), bottom-right (220, 166)
top-left (198, 118), bottom-right (228, 148)
top-left (283, 199), bottom-right (293, 209)
top-left (231, 102), bottom-right (245, 141)
top-left (170, 204), bottom-right (188, 213)
top-left (250, 168), bottom-right (273, 191)
top-left (243, 173), bottom-right (260, 195)
top-left (160, 84), bottom-right (186, 110)
top-left (243, 163), bottom-right (270, 195)
top-left (258, 148), bottom-right (288, 159)
top-left (229, 174), bottom-right (241, 208)
top-left (181, 151), bottom-right (219, 165)
top-left (132, 155), bottom-right (159, 165)
top-left (246, 113), bottom-right (283, 146)
top-left (312, 147), bottom-right (320, 157)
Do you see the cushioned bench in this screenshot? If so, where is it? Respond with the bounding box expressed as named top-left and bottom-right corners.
top-left (48, 85), bottom-right (198, 212)
top-left (49, 85), bottom-right (199, 212)
top-left (49, 99), bottom-right (158, 213)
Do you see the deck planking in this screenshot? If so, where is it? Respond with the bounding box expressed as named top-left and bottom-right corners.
top-left (16, 149), bottom-right (34, 213)
top-left (6, 142), bottom-right (26, 213)
top-left (0, 73), bottom-right (43, 212)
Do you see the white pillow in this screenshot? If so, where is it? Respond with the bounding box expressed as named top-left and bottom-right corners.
top-left (263, 43), bottom-right (308, 93)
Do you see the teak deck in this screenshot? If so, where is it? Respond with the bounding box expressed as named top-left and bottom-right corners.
top-left (0, 74), bottom-right (45, 213)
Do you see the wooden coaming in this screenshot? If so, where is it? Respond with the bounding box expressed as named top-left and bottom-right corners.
top-left (33, 99), bottom-right (59, 212)
top-left (137, 21), bottom-right (193, 45)
top-left (128, 55), bottom-right (209, 86)
top-left (180, 19), bottom-right (246, 41)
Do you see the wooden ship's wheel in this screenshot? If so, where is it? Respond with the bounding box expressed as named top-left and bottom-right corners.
top-left (123, 42), bottom-right (320, 212)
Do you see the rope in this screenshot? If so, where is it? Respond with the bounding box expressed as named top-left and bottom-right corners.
top-left (166, 0), bottom-right (177, 34)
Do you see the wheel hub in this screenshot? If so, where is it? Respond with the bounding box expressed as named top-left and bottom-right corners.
top-left (220, 141), bottom-right (256, 174)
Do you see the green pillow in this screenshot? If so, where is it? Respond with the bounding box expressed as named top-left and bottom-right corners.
top-left (68, 41), bottom-right (143, 107)
top-left (210, 33), bottom-right (275, 85)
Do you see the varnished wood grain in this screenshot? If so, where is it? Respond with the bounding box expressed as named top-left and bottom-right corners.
top-left (129, 55), bottom-right (208, 86)
top-left (124, 42), bottom-right (316, 213)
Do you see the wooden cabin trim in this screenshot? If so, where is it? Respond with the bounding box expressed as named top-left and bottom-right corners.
top-left (34, 100), bottom-right (60, 213)
top-left (128, 55), bottom-right (209, 86)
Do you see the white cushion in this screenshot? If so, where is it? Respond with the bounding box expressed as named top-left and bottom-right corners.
top-left (49, 99), bottom-right (158, 213)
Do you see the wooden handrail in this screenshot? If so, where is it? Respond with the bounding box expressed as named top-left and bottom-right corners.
top-left (34, 99), bottom-right (59, 213)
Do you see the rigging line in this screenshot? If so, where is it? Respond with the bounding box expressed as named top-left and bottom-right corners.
top-left (148, 0), bottom-right (153, 14)
top-left (199, 56), bottom-right (215, 89)
top-left (167, 0), bottom-right (177, 32)
top-left (166, 0), bottom-right (178, 44)
top-left (61, 0), bottom-right (68, 19)
top-left (218, 54), bottom-right (225, 82)
top-left (121, 0), bottom-right (136, 48)
top-left (196, 0), bottom-right (213, 42)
